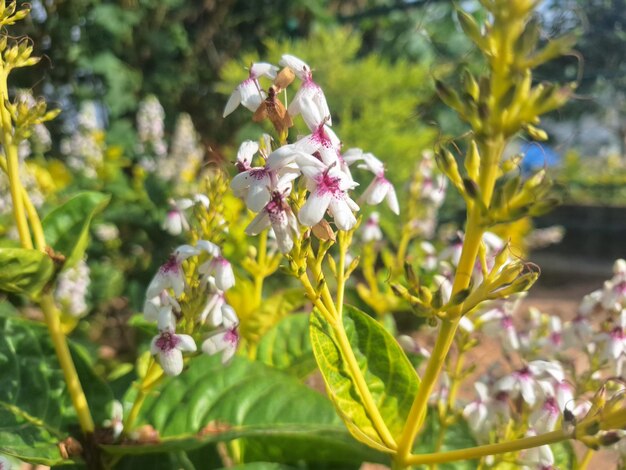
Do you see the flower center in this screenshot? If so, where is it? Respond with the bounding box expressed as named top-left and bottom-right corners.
top-left (160, 255), bottom-right (180, 274)
top-left (249, 167), bottom-right (269, 180)
top-left (316, 171), bottom-right (342, 196)
top-left (224, 327), bottom-right (239, 345)
top-left (156, 331), bottom-right (180, 352)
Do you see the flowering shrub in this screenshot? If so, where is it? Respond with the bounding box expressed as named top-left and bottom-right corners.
top-left (2, 1), bottom-right (626, 470)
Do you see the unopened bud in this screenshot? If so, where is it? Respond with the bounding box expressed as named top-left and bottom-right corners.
top-left (464, 140), bottom-right (480, 180)
top-left (524, 124), bottom-right (548, 141)
top-left (599, 431), bottom-right (622, 446)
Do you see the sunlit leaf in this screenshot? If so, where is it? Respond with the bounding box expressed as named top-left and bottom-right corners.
top-left (0, 247), bottom-right (53, 297)
top-left (309, 305), bottom-right (420, 451)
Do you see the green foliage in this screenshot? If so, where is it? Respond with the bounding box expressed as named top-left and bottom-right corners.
top-left (414, 413), bottom-right (477, 470)
top-left (256, 313), bottom-right (315, 378)
top-left (229, 283), bottom-right (307, 345)
top-left (220, 27), bottom-right (437, 183)
top-left (0, 247), bottom-right (54, 297)
top-left (0, 313), bottom-right (113, 465)
top-left (309, 305), bottom-right (420, 451)
top-left (43, 191), bottom-right (110, 268)
top-left (111, 355), bottom-right (386, 467)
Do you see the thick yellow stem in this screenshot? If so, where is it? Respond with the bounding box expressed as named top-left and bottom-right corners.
top-left (40, 294), bottom-right (95, 433)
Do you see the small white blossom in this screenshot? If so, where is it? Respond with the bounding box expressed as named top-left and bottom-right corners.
top-left (297, 153), bottom-right (359, 230)
top-left (354, 152), bottom-right (399, 215)
top-left (202, 321), bottom-right (240, 364)
top-left (223, 62), bottom-right (278, 117)
top-left (361, 212), bottom-right (383, 242)
top-left (146, 244), bottom-right (200, 298)
top-left (150, 310), bottom-right (197, 376)
top-left (0, 456), bottom-right (11, 470)
top-left (200, 280), bottom-right (238, 327)
top-left (54, 259), bottom-right (90, 318)
top-left (280, 54), bottom-right (331, 126)
top-left (102, 400), bottom-right (124, 440)
top-left (246, 189), bottom-right (299, 253)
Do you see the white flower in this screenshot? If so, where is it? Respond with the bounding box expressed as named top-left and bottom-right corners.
top-left (223, 62), bottom-right (278, 117)
top-left (421, 174), bottom-right (448, 206)
top-left (200, 281), bottom-right (238, 327)
top-left (519, 429), bottom-right (554, 469)
top-left (293, 109), bottom-right (341, 167)
top-left (355, 152), bottom-right (399, 215)
top-left (463, 382), bottom-right (491, 439)
top-left (162, 199), bottom-right (193, 235)
top-left (579, 290), bottom-right (602, 315)
top-left (530, 396), bottom-right (560, 433)
top-left (0, 456), bottom-right (11, 470)
top-left (202, 324), bottom-right (240, 364)
top-left (143, 290), bottom-right (181, 322)
top-left (199, 255), bottom-right (235, 291)
top-left (150, 311), bottom-right (197, 376)
top-left (235, 139), bottom-right (260, 172)
top-left (54, 259), bottom-right (90, 318)
top-left (162, 196), bottom-right (210, 235)
top-left (420, 242), bottom-right (438, 271)
top-left (361, 212), bottom-right (383, 242)
top-left (279, 54), bottom-right (332, 126)
top-left (146, 244), bottom-right (200, 298)
top-left (495, 361), bottom-right (564, 406)
top-left (596, 309), bottom-right (626, 361)
top-left (296, 153), bottom-right (359, 230)
top-left (102, 400), bottom-right (124, 440)
top-left (246, 189), bottom-right (299, 253)
top-left (231, 147), bottom-right (300, 213)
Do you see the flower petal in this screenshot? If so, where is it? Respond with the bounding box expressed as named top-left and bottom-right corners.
top-left (176, 334), bottom-right (197, 353)
top-left (299, 191), bottom-right (332, 227)
top-left (223, 88), bottom-right (241, 117)
top-left (159, 349), bottom-right (184, 376)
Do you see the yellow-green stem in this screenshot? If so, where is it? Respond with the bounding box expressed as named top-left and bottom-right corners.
top-left (446, 351), bottom-right (466, 410)
top-left (123, 359), bottom-right (163, 433)
top-left (253, 230), bottom-right (268, 305)
top-left (22, 187), bottom-right (46, 251)
top-left (395, 318), bottom-right (459, 463)
top-left (0, 154), bottom-right (46, 251)
top-left (396, 212), bottom-right (485, 463)
top-left (395, 228), bottom-right (412, 274)
top-left (336, 231), bottom-right (348, 317)
top-left (298, 272), bottom-right (334, 323)
top-left (40, 293), bottom-right (95, 433)
top-left (406, 429), bottom-right (570, 465)
top-left (3, 140), bottom-right (32, 249)
top-left (579, 448), bottom-right (594, 470)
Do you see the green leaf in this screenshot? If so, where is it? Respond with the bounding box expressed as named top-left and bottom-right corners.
top-left (551, 441), bottom-right (576, 468)
top-left (309, 305), bottom-right (420, 451)
top-left (0, 247), bottom-right (54, 297)
top-left (0, 313), bottom-right (113, 465)
top-left (256, 313), bottom-right (316, 378)
top-left (43, 192), bottom-right (110, 268)
top-left (107, 355), bottom-right (386, 467)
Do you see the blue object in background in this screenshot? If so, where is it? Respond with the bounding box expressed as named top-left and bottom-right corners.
top-left (521, 142), bottom-right (560, 174)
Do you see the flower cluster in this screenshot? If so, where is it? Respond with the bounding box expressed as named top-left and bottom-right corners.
top-left (136, 96), bottom-right (206, 185)
top-left (143, 240), bottom-right (238, 376)
top-left (224, 55), bottom-right (399, 252)
top-left (61, 101), bottom-right (106, 178)
top-left (136, 95), bottom-right (167, 159)
top-left (54, 259), bottom-right (91, 318)
top-left (411, 259), bottom-right (626, 467)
